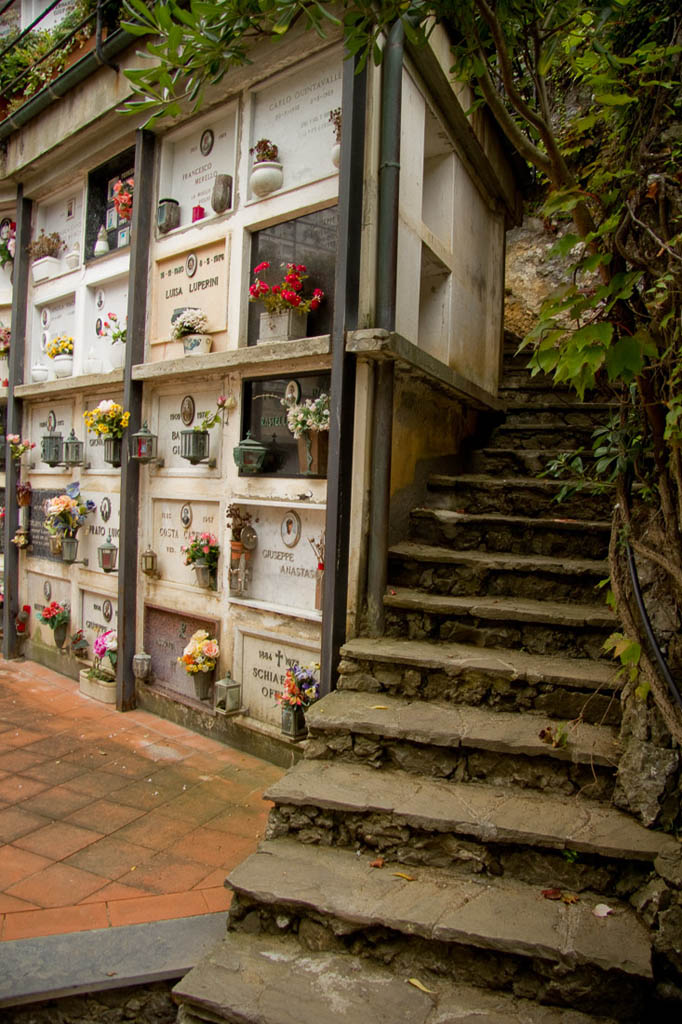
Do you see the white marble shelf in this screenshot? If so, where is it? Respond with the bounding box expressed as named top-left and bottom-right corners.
top-left (229, 497), bottom-right (326, 510)
top-left (14, 368), bottom-right (123, 398)
top-left (131, 335), bottom-right (331, 382)
top-left (228, 595), bottom-right (322, 623)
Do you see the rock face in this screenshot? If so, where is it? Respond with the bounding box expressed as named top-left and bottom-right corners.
top-left (173, 341), bottom-right (682, 1023)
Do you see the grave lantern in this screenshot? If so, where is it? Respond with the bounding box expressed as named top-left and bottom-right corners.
top-left (40, 431), bottom-right (63, 467)
top-left (131, 422), bottom-right (161, 464)
top-left (97, 533), bottom-right (118, 573)
top-left (214, 672), bottom-right (241, 714)
top-left (233, 432), bottom-right (268, 475)
top-left (140, 545), bottom-right (160, 578)
top-left (62, 429), bottom-right (86, 467)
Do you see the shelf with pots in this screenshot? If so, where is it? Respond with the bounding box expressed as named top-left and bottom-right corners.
top-left (27, 229), bottom-right (66, 284)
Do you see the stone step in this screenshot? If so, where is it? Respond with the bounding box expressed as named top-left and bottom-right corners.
top-left (427, 474), bottom-right (614, 521)
top-left (502, 403), bottom-right (615, 428)
top-left (338, 635), bottom-right (621, 724)
top-left (409, 508), bottom-right (611, 560)
top-left (265, 760), bottom-right (676, 877)
top-left (226, 840), bottom-right (652, 1002)
top-left (469, 446), bottom-right (596, 477)
top-left (487, 422), bottom-right (596, 451)
top-left (384, 587), bottom-right (613, 660)
top-left (173, 931), bottom-right (619, 1024)
top-left (306, 689), bottom-right (620, 802)
top-left (388, 541), bottom-right (608, 603)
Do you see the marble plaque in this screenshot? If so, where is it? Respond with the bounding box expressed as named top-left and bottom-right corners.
top-left (27, 403), bottom-right (74, 476)
top-left (81, 589), bottom-right (119, 650)
top-left (158, 113), bottom-right (237, 224)
top-left (151, 239), bottom-right (228, 343)
top-left (234, 629), bottom-right (319, 727)
top-left (28, 488), bottom-right (62, 561)
top-left (33, 296), bottom-right (76, 371)
top-left (143, 605), bottom-right (219, 700)
top-left (26, 571), bottom-right (71, 641)
top-left (151, 498), bottom-right (220, 585)
top-left (251, 55), bottom-right (342, 192)
top-left (156, 389), bottom-right (224, 469)
top-left (238, 505), bottom-right (324, 612)
top-left (36, 191), bottom-right (83, 254)
top-left (85, 278), bottom-right (128, 374)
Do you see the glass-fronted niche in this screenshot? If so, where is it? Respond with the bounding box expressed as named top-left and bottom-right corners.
top-left (240, 372), bottom-right (331, 477)
top-left (85, 148), bottom-right (136, 261)
top-left (247, 207), bottom-right (338, 346)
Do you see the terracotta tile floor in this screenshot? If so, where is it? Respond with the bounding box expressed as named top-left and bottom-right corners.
top-left (0, 657), bottom-right (284, 942)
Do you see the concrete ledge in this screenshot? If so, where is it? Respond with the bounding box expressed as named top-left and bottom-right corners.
top-left (346, 329), bottom-right (502, 411)
top-left (15, 367), bottom-right (124, 398)
top-left (131, 336), bottom-right (331, 382)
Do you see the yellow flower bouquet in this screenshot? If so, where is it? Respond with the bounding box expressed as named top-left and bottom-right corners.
top-left (46, 334), bottom-right (74, 359)
top-left (83, 400), bottom-right (130, 439)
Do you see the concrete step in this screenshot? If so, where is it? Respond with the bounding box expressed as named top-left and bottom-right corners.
top-left (225, 839), bottom-right (652, 1011)
top-left (306, 689), bottom-right (620, 802)
top-left (265, 760), bottom-right (676, 883)
top-left (409, 508), bottom-right (611, 560)
top-left (173, 931), bottom-right (619, 1024)
top-left (469, 446), bottom-right (595, 477)
top-left (502, 403), bottom-right (615, 428)
top-left (427, 474), bottom-right (614, 521)
top-left (388, 541), bottom-right (608, 603)
top-left (338, 635), bottom-right (621, 725)
top-left (487, 422), bottom-right (595, 451)
top-left (384, 587), bottom-right (613, 660)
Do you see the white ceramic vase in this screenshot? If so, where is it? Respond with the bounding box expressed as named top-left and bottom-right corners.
top-left (250, 161), bottom-right (283, 198)
top-left (31, 256), bottom-right (61, 283)
top-left (52, 354), bottom-right (73, 378)
top-left (108, 340), bottom-right (125, 370)
top-left (182, 333), bottom-right (212, 356)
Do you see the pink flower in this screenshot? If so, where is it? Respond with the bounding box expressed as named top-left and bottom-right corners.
top-left (203, 641), bottom-right (219, 658)
top-left (202, 545), bottom-right (210, 554)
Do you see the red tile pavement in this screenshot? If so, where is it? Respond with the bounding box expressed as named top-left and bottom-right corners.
top-left (0, 657), bottom-right (284, 941)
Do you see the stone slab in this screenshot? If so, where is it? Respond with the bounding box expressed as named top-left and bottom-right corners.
top-left (341, 636), bottom-right (619, 691)
top-left (384, 587), bottom-right (615, 629)
top-left (411, 507), bottom-right (612, 533)
top-left (390, 541), bottom-right (608, 576)
top-left (265, 760), bottom-right (677, 862)
top-left (0, 913), bottom-right (228, 1007)
top-left (227, 839), bottom-right (652, 978)
top-left (174, 931), bottom-right (613, 1024)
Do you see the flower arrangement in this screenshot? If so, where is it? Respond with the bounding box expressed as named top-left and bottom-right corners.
top-left (103, 312), bottom-right (126, 344)
top-left (226, 503), bottom-right (252, 540)
top-left (7, 434), bottom-right (36, 460)
top-left (27, 229), bottom-right (64, 261)
top-left (38, 601), bottom-right (70, 630)
top-left (16, 605), bottom-right (30, 636)
top-left (250, 138), bottom-right (278, 163)
top-left (193, 394), bottom-right (230, 433)
top-left (329, 107), bottom-right (342, 144)
top-left (89, 629), bottom-right (117, 679)
top-left (12, 530), bottom-right (30, 548)
top-left (177, 630), bottom-right (220, 675)
top-left (249, 262), bottom-right (324, 315)
top-left (181, 532), bottom-right (220, 572)
top-left (70, 628), bottom-right (89, 657)
top-left (170, 308), bottom-right (209, 339)
top-left (275, 662), bottom-right (319, 710)
top-left (44, 482), bottom-right (96, 539)
top-left (281, 392), bottom-right (330, 438)
top-left (83, 400), bottom-right (130, 439)
top-left (0, 327), bottom-right (10, 355)
top-left (113, 177), bottom-right (134, 221)
top-left (0, 221), bottom-right (16, 269)
top-left (46, 334), bottom-right (74, 359)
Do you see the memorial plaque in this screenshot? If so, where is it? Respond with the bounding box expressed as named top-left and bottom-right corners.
top-left (158, 113), bottom-right (237, 225)
top-left (85, 278), bottom-right (128, 373)
top-left (27, 403), bottom-right (72, 476)
top-left (251, 54), bottom-right (342, 192)
top-left (151, 239), bottom-right (228, 344)
top-left (234, 504), bottom-right (325, 612)
top-left (27, 488), bottom-right (62, 561)
top-left (157, 389), bottom-right (224, 469)
top-left (81, 590), bottom-right (119, 650)
top-left (144, 605), bottom-right (219, 700)
top-left (36, 191), bottom-right (83, 255)
top-left (32, 296), bottom-right (76, 370)
top-left (151, 498), bottom-right (220, 584)
top-left (234, 629), bottom-right (319, 727)
top-left (26, 571), bottom-right (70, 638)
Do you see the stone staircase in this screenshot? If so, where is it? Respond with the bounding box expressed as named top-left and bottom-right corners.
top-left (174, 347), bottom-right (679, 1022)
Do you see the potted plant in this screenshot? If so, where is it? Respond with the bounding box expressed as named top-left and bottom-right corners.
top-left (7, 434), bottom-right (36, 462)
top-left (275, 662), bottom-right (319, 740)
top-left (170, 307), bottom-right (212, 355)
top-left (44, 482), bottom-right (96, 562)
top-left (177, 629), bottom-right (220, 700)
top-left (249, 261), bottom-right (324, 342)
top-left (180, 394), bottom-right (226, 465)
top-left (46, 333), bottom-right (74, 377)
top-left (38, 600), bottom-right (70, 650)
top-left (329, 107), bottom-right (342, 168)
top-left (113, 177), bottom-right (134, 222)
top-left (27, 229), bottom-right (65, 283)
top-left (226, 503), bottom-right (253, 589)
top-left (181, 532), bottom-right (220, 589)
top-left (282, 391), bottom-right (330, 475)
top-left (83, 400), bottom-right (130, 467)
top-left (249, 138), bottom-right (283, 197)
top-left (103, 312), bottom-right (126, 370)
top-left (79, 629), bottom-right (117, 703)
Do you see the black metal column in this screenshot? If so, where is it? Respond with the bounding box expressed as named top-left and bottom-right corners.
top-left (117, 128), bottom-right (156, 710)
top-left (319, 58), bottom-right (367, 697)
top-left (2, 189), bottom-right (31, 659)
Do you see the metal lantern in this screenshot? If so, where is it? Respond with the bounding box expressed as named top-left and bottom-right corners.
top-left (98, 533), bottom-right (118, 573)
top-left (233, 432), bottom-right (268, 474)
top-left (131, 422), bottom-right (160, 464)
top-left (180, 428), bottom-right (211, 466)
top-left (140, 545), bottom-right (160, 578)
top-left (214, 672), bottom-right (241, 715)
top-left (41, 432), bottom-right (63, 467)
top-left (61, 536), bottom-right (88, 565)
top-left (62, 429), bottom-right (86, 467)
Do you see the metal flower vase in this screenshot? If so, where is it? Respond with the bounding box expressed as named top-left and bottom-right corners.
top-left (297, 430), bottom-right (328, 476)
top-left (53, 622), bottom-right (68, 650)
top-left (193, 671), bottom-right (214, 701)
top-left (193, 562), bottom-right (213, 589)
top-left (281, 704), bottom-right (308, 741)
top-left (103, 436), bottom-right (122, 468)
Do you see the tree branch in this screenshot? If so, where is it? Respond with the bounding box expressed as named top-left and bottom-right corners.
top-left (475, 60), bottom-right (553, 178)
